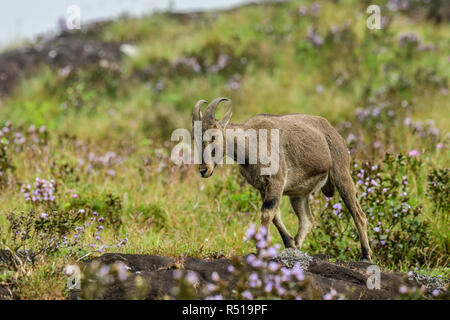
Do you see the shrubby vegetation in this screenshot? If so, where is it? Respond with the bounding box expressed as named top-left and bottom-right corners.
top-left (0, 0), bottom-right (448, 298)
top-left (172, 225), bottom-right (323, 300)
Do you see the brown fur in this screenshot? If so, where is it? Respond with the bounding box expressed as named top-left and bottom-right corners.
top-left (193, 98), bottom-right (372, 262)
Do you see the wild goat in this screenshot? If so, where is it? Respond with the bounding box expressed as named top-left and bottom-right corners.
top-left (192, 97), bottom-right (372, 262)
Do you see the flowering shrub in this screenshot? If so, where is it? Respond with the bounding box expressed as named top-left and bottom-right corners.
top-left (103, 193), bottom-right (123, 232)
top-left (50, 158), bottom-right (78, 183)
top-left (172, 225), bottom-right (327, 300)
top-left (0, 122), bottom-right (48, 153)
top-left (1, 209), bottom-right (76, 271)
top-left (67, 191), bottom-right (125, 232)
top-left (0, 122), bottom-right (49, 188)
top-left (77, 151), bottom-right (124, 175)
top-left (386, 0), bottom-right (449, 24)
top-left (306, 27), bottom-right (323, 48)
top-left (77, 260), bottom-right (148, 300)
top-left (404, 118), bottom-right (443, 149)
top-left (20, 178), bottom-right (56, 206)
top-left (427, 168), bottom-right (449, 214)
top-left (306, 153), bottom-right (443, 268)
top-left (175, 41), bottom-right (254, 78)
top-left (0, 138), bottom-right (14, 188)
top-left (0, 205), bottom-right (129, 277)
top-left (61, 208), bottom-right (129, 256)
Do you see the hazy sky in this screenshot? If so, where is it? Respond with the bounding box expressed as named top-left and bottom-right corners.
top-left (0, 0), bottom-right (250, 46)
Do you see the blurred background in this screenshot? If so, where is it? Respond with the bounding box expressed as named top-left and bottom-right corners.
top-left (0, 0), bottom-right (250, 47)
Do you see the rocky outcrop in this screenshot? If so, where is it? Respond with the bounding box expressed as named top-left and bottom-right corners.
top-left (72, 250), bottom-right (448, 300)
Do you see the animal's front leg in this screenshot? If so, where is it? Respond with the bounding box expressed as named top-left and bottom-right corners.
top-left (260, 196), bottom-right (295, 249)
top-left (260, 197), bottom-right (277, 229)
top-left (273, 210), bottom-right (296, 248)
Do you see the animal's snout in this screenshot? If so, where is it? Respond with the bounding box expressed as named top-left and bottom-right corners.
top-left (199, 167), bottom-right (208, 177)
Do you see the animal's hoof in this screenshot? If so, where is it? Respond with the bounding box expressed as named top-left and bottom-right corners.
top-left (281, 236), bottom-right (296, 249)
top-left (360, 258), bottom-right (371, 263)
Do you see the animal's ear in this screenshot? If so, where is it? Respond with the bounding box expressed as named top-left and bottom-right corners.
top-left (192, 99), bottom-right (206, 126)
top-left (218, 107), bottom-right (232, 128)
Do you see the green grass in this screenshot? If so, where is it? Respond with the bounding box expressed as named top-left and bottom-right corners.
top-left (0, 0), bottom-right (448, 299)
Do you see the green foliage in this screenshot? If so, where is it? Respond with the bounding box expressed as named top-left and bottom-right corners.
top-left (306, 153), bottom-right (447, 269)
top-left (206, 173), bottom-right (260, 214)
top-left (1, 209), bottom-right (76, 269)
top-left (0, 0), bottom-right (448, 298)
top-left (427, 168), bottom-right (449, 214)
top-left (103, 193), bottom-right (123, 232)
top-left (50, 157), bottom-right (78, 183)
top-left (134, 203), bottom-right (168, 230)
top-left (0, 138), bottom-right (15, 188)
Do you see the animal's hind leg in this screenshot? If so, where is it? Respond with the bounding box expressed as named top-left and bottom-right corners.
top-left (289, 196), bottom-right (313, 249)
top-left (333, 169), bottom-right (372, 262)
top-left (321, 176), bottom-right (335, 198)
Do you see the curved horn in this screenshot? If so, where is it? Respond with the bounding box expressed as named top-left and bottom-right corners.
top-left (218, 107), bottom-right (232, 128)
top-left (192, 99), bottom-right (207, 122)
top-left (204, 97), bottom-right (230, 122)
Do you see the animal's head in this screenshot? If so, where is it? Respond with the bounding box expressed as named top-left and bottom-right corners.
top-left (192, 97), bottom-right (232, 178)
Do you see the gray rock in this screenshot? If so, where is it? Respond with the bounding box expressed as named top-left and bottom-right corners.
top-left (407, 271), bottom-right (448, 294)
top-left (273, 248), bottom-right (314, 270)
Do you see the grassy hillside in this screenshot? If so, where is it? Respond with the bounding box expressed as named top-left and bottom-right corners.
top-left (0, 0), bottom-right (448, 299)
